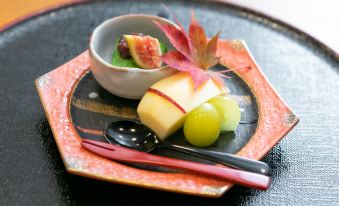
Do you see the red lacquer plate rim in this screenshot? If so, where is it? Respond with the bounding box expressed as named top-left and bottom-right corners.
top-left (35, 39), bottom-right (298, 198)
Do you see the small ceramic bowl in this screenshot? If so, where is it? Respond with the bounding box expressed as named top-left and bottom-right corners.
top-left (89, 14), bottom-right (177, 99)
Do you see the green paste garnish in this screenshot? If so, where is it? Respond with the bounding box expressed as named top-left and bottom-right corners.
top-left (112, 38), bottom-right (138, 68)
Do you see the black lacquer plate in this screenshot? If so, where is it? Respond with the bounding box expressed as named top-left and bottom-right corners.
top-left (71, 65), bottom-right (258, 169)
top-left (1, 0), bottom-right (338, 205)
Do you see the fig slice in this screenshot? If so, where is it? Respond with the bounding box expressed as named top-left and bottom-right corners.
top-left (124, 35), bottom-right (162, 69)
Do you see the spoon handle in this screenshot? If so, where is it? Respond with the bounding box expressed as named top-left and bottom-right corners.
top-left (82, 139), bottom-right (270, 190)
top-left (162, 144), bottom-right (271, 175)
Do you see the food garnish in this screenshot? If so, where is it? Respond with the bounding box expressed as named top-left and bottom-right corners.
top-left (112, 37), bottom-right (138, 68)
top-left (153, 10), bottom-right (225, 89)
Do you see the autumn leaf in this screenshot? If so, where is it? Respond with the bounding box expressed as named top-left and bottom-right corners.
top-left (153, 21), bottom-right (191, 61)
top-left (154, 9), bottom-right (230, 89)
top-left (161, 51), bottom-right (200, 72)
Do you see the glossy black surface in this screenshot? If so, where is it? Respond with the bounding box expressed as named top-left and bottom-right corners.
top-left (0, 0), bottom-right (338, 205)
top-left (72, 66), bottom-right (258, 158)
top-left (71, 61), bottom-right (259, 172)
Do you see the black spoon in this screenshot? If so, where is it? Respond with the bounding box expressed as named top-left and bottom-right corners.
top-left (104, 120), bottom-right (270, 175)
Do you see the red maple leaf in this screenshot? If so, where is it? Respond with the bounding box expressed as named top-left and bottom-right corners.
top-left (154, 10), bottom-right (222, 89)
top-left (155, 9), bottom-right (251, 89)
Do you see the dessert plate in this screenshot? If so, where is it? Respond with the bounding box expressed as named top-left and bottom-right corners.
top-left (36, 38), bottom-right (298, 197)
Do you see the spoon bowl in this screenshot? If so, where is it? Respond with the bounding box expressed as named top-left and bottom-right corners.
top-left (104, 120), bottom-right (158, 152)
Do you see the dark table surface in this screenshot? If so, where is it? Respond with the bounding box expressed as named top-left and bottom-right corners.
top-left (0, 1), bottom-right (338, 205)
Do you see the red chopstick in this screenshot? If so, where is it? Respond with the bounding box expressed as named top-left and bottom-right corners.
top-left (81, 139), bottom-right (270, 190)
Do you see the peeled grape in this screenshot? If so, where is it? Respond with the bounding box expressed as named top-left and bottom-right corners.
top-left (184, 103), bottom-right (221, 147)
top-left (208, 96), bottom-right (241, 131)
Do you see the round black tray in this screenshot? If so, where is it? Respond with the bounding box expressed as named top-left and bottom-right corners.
top-left (0, 0), bottom-right (338, 205)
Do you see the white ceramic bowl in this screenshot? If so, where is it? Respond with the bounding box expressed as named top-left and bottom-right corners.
top-left (89, 14), bottom-right (177, 99)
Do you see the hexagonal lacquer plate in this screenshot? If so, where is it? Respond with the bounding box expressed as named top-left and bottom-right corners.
top-left (35, 40), bottom-right (298, 198)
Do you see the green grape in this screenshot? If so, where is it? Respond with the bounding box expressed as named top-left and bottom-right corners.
top-left (184, 103), bottom-right (221, 147)
top-left (208, 96), bottom-right (241, 131)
